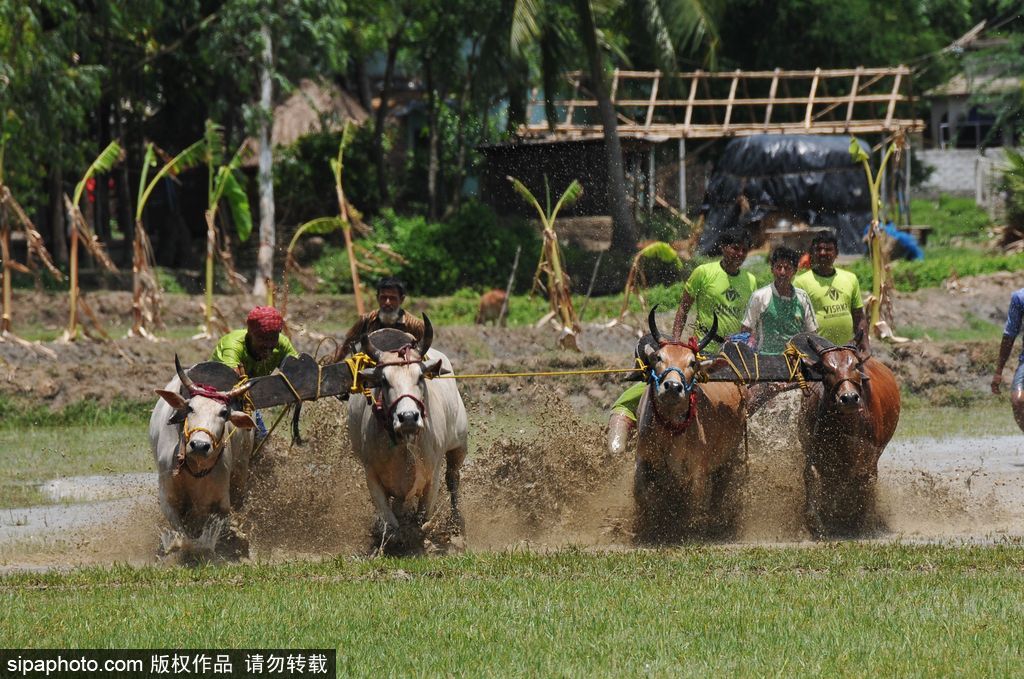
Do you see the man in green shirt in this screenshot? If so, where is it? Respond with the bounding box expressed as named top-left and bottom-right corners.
top-left (211, 306), bottom-right (299, 441)
top-left (607, 229), bottom-right (756, 455)
top-left (211, 306), bottom-right (299, 379)
top-left (793, 231), bottom-right (869, 354)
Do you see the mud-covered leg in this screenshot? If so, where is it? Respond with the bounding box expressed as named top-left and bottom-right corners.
top-left (803, 460), bottom-right (825, 539)
top-left (445, 446), bottom-right (467, 533)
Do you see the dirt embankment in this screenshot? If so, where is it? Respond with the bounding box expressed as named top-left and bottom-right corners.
top-left (1, 269), bottom-right (1021, 410)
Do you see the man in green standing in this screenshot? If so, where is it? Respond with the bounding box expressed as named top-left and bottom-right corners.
top-left (793, 231), bottom-right (870, 353)
top-left (607, 229), bottom-right (757, 454)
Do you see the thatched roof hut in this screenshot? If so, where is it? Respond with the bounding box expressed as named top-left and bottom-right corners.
top-left (242, 79), bottom-right (368, 165)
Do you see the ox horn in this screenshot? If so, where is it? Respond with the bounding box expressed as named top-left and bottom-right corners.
top-left (224, 380), bottom-right (253, 400)
top-left (418, 314), bottom-right (434, 356)
top-left (174, 354), bottom-right (196, 392)
top-left (647, 305), bottom-right (662, 344)
top-left (696, 313), bottom-right (720, 354)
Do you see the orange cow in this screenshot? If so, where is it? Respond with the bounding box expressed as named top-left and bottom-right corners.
top-left (475, 289), bottom-right (507, 326)
top-left (633, 308), bottom-right (748, 542)
top-left (797, 334), bottom-right (901, 538)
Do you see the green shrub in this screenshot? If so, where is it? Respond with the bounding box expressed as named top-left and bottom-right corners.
top-left (373, 201), bottom-right (541, 296)
top-left (847, 248), bottom-right (1024, 293)
top-left (910, 196), bottom-right (992, 246)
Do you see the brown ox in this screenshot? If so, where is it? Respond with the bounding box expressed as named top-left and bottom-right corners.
top-left (633, 308), bottom-right (747, 541)
top-left (797, 335), bottom-right (900, 537)
top-left (475, 289), bottom-right (507, 326)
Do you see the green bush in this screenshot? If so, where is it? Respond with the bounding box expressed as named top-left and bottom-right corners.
top-left (910, 196), bottom-right (992, 246)
top-left (372, 201), bottom-right (541, 296)
top-left (847, 248), bottom-right (1024, 293)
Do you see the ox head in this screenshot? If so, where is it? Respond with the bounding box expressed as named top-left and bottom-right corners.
top-left (358, 316), bottom-right (445, 440)
top-left (156, 356), bottom-right (256, 472)
top-left (805, 336), bottom-right (870, 414)
top-left (641, 306), bottom-right (718, 414)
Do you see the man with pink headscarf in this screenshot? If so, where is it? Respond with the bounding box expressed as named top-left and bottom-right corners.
top-left (211, 306), bottom-right (300, 441)
top-left (211, 306), bottom-right (299, 379)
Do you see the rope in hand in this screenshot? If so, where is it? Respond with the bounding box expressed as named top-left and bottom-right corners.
top-left (782, 341), bottom-right (811, 395)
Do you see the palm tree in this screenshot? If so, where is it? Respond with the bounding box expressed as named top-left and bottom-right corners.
top-left (512, 0), bottom-right (716, 252)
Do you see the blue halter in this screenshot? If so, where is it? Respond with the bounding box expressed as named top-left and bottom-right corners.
top-left (650, 366), bottom-right (698, 396)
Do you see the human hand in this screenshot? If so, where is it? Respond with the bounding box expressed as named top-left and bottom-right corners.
top-left (991, 372), bottom-right (1003, 395)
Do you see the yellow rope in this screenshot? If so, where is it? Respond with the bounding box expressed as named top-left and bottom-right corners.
top-left (345, 352), bottom-right (377, 393)
top-left (783, 341), bottom-right (811, 394)
top-left (434, 366), bottom-right (642, 380)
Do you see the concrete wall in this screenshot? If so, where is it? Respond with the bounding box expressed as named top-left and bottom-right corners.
top-left (917, 148), bottom-right (1007, 196)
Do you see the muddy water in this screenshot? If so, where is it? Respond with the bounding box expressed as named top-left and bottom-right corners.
top-left (2, 394), bottom-right (1023, 571)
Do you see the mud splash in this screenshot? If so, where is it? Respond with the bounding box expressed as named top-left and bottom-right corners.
top-left (4, 391), bottom-right (1024, 571)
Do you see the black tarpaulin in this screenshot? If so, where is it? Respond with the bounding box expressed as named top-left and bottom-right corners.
top-left (698, 135), bottom-right (872, 255)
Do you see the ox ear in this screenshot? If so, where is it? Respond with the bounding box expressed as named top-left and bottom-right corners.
top-left (359, 368), bottom-right (381, 387)
top-left (422, 359), bottom-right (444, 378)
top-left (156, 389), bottom-right (188, 411)
top-left (228, 411), bottom-right (256, 429)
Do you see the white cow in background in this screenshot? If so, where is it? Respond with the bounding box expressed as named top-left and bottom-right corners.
top-left (348, 318), bottom-right (469, 553)
top-left (150, 356), bottom-right (256, 557)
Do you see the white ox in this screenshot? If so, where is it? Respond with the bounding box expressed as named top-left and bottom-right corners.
top-left (348, 319), bottom-right (469, 552)
top-left (150, 357), bottom-right (256, 555)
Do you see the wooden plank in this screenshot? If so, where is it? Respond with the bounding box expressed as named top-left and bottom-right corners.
top-left (804, 68), bottom-right (820, 128)
top-left (521, 118), bottom-right (926, 138)
top-left (562, 66), bottom-right (912, 80)
top-left (684, 71), bottom-right (700, 128)
top-left (564, 75), bottom-right (581, 127)
top-left (723, 70), bottom-right (740, 129)
top-left (845, 67), bottom-right (862, 125)
top-left (884, 71), bottom-right (903, 127)
top-left (562, 94), bottom-right (906, 107)
top-left (764, 68), bottom-right (780, 125)
top-left (645, 71), bottom-right (660, 127)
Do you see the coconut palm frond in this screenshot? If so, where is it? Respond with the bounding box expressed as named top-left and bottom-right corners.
top-left (73, 141), bottom-right (124, 206)
top-left (511, 0), bottom-right (542, 57)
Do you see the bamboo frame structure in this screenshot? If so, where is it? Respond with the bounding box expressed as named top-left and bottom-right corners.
top-left (523, 66), bottom-right (923, 139)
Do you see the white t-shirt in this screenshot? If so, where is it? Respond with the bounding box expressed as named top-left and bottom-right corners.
top-left (742, 283), bottom-right (818, 353)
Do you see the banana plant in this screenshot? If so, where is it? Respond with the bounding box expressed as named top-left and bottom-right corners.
top-left (509, 174), bottom-right (582, 350)
top-left (0, 132), bottom-right (61, 354)
top-left (330, 121), bottom-right (369, 315)
top-left (619, 241), bottom-right (683, 319)
top-left (62, 141), bottom-right (122, 342)
top-left (850, 135), bottom-right (903, 339)
top-left (130, 140), bottom-right (207, 338)
top-left (198, 120), bottom-right (253, 338)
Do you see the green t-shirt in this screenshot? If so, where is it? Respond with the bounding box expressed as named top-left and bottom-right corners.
top-left (683, 261), bottom-right (757, 351)
top-left (211, 329), bottom-right (299, 378)
top-left (793, 268), bottom-right (864, 345)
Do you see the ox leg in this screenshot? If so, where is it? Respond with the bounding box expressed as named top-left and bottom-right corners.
top-left (633, 459), bottom-right (682, 544)
top-left (365, 469), bottom-right (401, 543)
top-left (445, 446), bottom-right (467, 533)
top-left (803, 460), bottom-right (826, 540)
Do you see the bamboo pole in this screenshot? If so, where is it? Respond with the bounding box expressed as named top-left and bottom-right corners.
top-left (67, 208), bottom-right (80, 341)
top-left (204, 209), bottom-right (216, 334)
top-left (1, 205), bottom-right (11, 334)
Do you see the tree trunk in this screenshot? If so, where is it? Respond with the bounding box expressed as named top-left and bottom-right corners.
top-left (425, 56), bottom-right (439, 221)
top-left (114, 101), bottom-right (135, 268)
top-left (353, 57), bottom-right (373, 113)
top-left (48, 164), bottom-right (67, 264)
top-left (373, 33), bottom-right (401, 206)
top-left (452, 38), bottom-right (479, 212)
top-left (573, 0), bottom-right (636, 252)
top-left (96, 98), bottom-right (112, 244)
top-left (506, 63), bottom-right (528, 134)
top-left (253, 24), bottom-right (275, 298)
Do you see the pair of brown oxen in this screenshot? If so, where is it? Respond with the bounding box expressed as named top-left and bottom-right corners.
top-left (633, 308), bottom-right (901, 541)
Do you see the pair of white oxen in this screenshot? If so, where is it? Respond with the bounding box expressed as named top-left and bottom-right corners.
top-left (149, 318), bottom-right (468, 556)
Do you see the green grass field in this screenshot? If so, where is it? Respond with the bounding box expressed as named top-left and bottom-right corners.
top-left (1, 545), bottom-right (1022, 675)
